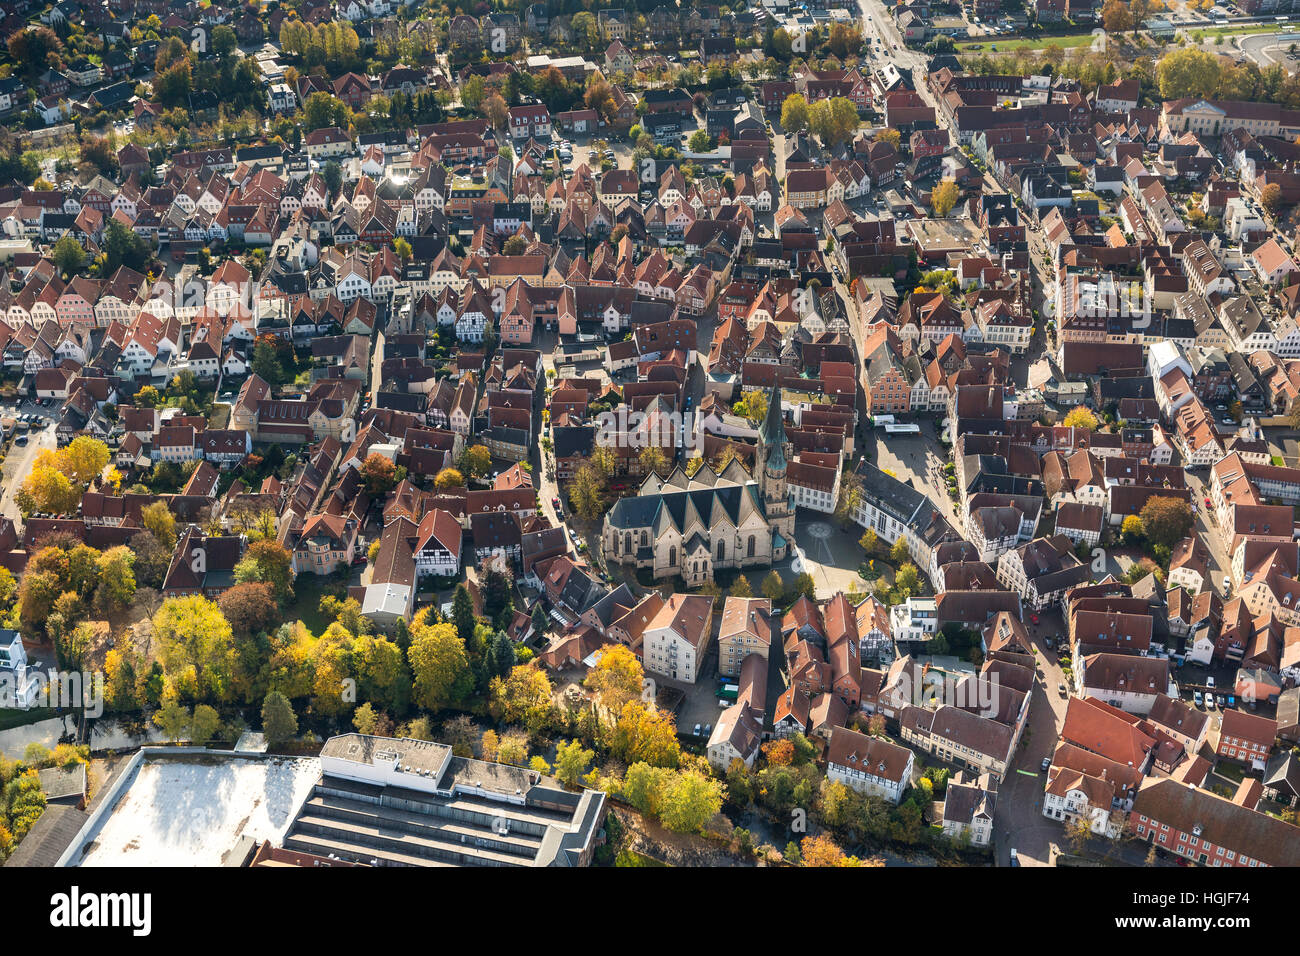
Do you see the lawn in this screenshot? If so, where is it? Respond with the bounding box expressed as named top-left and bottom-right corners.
top-left (0, 707), bottom-right (56, 732)
top-left (285, 571), bottom-right (350, 635)
top-left (956, 33), bottom-right (1099, 52)
top-left (1189, 22), bottom-right (1295, 41)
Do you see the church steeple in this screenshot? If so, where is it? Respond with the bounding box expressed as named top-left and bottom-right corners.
top-left (759, 383), bottom-right (787, 473)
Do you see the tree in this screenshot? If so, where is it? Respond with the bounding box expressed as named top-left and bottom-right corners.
top-left (234, 540), bottom-right (294, 602)
top-left (300, 91), bottom-right (350, 132)
top-left (732, 390), bottom-right (768, 427)
top-left (761, 570), bottom-right (786, 602)
top-left (1139, 496), bottom-right (1194, 550)
top-left (19, 465), bottom-right (79, 516)
top-left (102, 219), bottom-right (150, 273)
top-left (894, 562), bottom-right (920, 598)
top-left (153, 595), bottom-right (235, 699)
top-left (482, 93), bottom-right (509, 131)
top-left (800, 834), bottom-right (850, 866)
top-left (1122, 514), bottom-right (1145, 544)
top-left (1063, 407), bottom-right (1099, 431)
top-left (890, 537), bottom-right (910, 565)
top-left (1102, 0), bottom-right (1135, 32)
top-left (211, 24), bottom-right (237, 59)
top-left (730, 574), bottom-right (753, 597)
top-left (639, 445), bottom-right (667, 477)
top-left (219, 582), bottom-right (279, 638)
top-left (530, 602), bottom-right (549, 639)
top-left (261, 691), bottom-right (298, 746)
top-left (451, 584), bottom-right (476, 645)
top-left (141, 500), bottom-right (177, 549)
top-left (488, 664), bottom-right (554, 731)
top-left (360, 452), bottom-right (399, 495)
top-left (553, 739), bottom-right (594, 789)
top-left (407, 620), bottom-right (472, 711)
top-left (435, 467), bottom-right (464, 491)
top-left (1157, 47), bottom-right (1221, 100)
top-left (688, 129), bottom-right (712, 152)
top-left (781, 93), bottom-right (809, 133)
top-left (1261, 182), bottom-right (1284, 215)
top-left (323, 160), bottom-right (342, 199)
top-left (659, 769), bottom-right (724, 833)
top-left (459, 444), bottom-right (492, 479)
top-left (393, 237), bottom-right (412, 264)
top-left (93, 546), bottom-right (136, 613)
top-left (352, 701), bottom-right (381, 735)
top-left (568, 462), bottom-right (606, 520)
top-left (189, 704), bottom-right (220, 746)
top-left (153, 701), bottom-right (190, 743)
top-left (610, 701), bottom-right (681, 768)
top-left (584, 644), bottom-right (644, 712)
top-left (1064, 816), bottom-right (1093, 854)
top-left (859, 528), bottom-right (879, 554)
top-left (51, 236), bottom-right (86, 276)
top-left (791, 573), bottom-right (816, 600)
top-left (129, 532), bottom-right (171, 589)
top-left (874, 128), bottom-right (901, 150)
top-left (590, 445), bottom-right (617, 478)
top-left (931, 179), bottom-right (960, 217)
top-left (59, 436), bottom-right (110, 486)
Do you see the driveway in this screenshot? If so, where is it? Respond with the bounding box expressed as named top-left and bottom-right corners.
top-left (0, 422), bottom-right (56, 526)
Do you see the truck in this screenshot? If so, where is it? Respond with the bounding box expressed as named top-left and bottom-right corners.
top-left (718, 683), bottom-right (739, 702)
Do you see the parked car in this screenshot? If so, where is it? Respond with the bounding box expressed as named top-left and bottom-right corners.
top-left (1216, 695), bottom-right (1225, 707)
top-left (1207, 676), bottom-right (1216, 689)
top-left (693, 723), bottom-right (701, 736)
top-left (1008, 848), bottom-right (1019, 867)
top-left (1040, 757), bottom-right (1051, 772)
top-left (1057, 682), bottom-right (1068, 697)
top-left (1194, 690), bottom-right (1204, 706)
top-left (1206, 695), bottom-right (1216, 710)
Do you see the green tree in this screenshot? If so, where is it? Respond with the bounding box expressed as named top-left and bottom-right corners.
top-left (153, 701), bottom-right (190, 743)
top-left (659, 769), bottom-right (724, 833)
top-left (553, 739), bottom-right (595, 789)
top-left (894, 562), bottom-right (921, 598)
top-left (261, 691), bottom-right (298, 746)
top-left (459, 444), bottom-right (492, 479)
top-left (761, 570), bottom-right (786, 602)
top-left (189, 704), bottom-right (220, 746)
top-left (452, 584), bottom-right (476, 645)
top-left (1157, 47), bottom-right (1221, 100)
top-left (236, 538), bottom-right (293, 598)
top-left (408, 620), bottom-right (472, 711)
top-left (781, 93), bottom-right (809, 133)
top-left (51, 236), bottom-right (86, 276)
top-left (153, 596), bottom-right (234, 700)
top-left (1138, 496), bottom-right (1194, 550)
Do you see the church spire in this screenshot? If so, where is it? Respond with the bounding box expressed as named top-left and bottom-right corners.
top-left (759, 384), bottom-right (786, 449)
top-left (759, 384), bottom-right (787, 474)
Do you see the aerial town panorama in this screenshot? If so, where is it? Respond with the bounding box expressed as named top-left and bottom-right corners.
top-left (0, 0), bottom-right (1296, 898)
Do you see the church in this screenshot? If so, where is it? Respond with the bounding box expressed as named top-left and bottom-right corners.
top-left (601, 385), bottom-right (796, 585)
